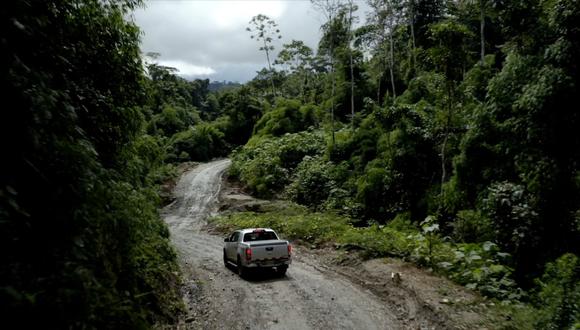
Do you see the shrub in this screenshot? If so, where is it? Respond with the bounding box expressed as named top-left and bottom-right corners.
top-left (356, 165), bottom-right (400, 221)
top-left (443, 242), bottom-right (520, 300)
top-left (452, 210), bottom-right (494, 243)
top-left (253, 99), bottom-right (318, 137)
top-left (230, 130), bottom-right (325, 197)
top-left (168, 123), bottom-right (227, 162)
top-left (286, 156), bottom-right (337, 209)
top-left (483, 182), bottom-right (540, 273)
top-left (534, 253), bottom-right (580, 330)
top-left (388, 213), bottom-right (417, 232)
top-left (148, 104), bottom-right (200, 136)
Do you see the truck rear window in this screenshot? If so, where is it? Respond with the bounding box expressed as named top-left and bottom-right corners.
top-left (243, 231), bottom-right (278, 242)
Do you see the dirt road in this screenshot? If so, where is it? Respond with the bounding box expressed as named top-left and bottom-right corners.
top-left (162, 160), bottom-right (432, 330)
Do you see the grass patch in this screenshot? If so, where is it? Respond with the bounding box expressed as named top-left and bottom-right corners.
top-left (211, 204), bottom-right (521, 294)
top-left (212, 205), bottom-right (580, 329)
top-left (213, 206), bottom-right (349, 245)
top-left (212, 207), bottom-right (556, 329)
top-left (212, 206), bottom-right (520, 301)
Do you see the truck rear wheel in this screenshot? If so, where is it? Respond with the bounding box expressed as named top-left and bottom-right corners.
top-left (277, 265), bottom-right (288, 277)
top-left (237, 256), bottom-right (246, 278)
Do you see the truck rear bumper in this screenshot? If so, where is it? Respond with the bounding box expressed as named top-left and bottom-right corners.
top-left (246, 259), bottom-right (291, 268)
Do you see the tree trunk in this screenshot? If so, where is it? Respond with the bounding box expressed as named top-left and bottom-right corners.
top-left (409, 0), bottom-right (417, 72)
top-left (263, 38), bottom-right (276, 97)
top-left (350, 57), bottom-right (355, 128)
top-left (301, 70), bottom-right (308, 103)
top-left (349, 4), bottom-right (355, 129)
top-left (479, 0), bottom-right (485, 64)
top-left (440, 85), bottom-right (454, 196)
top-left (330, 12), bottom-right (335, 146)
top-left (331, 62), bottom-right (336, 145)
top-left (383, 1), bottom-right (396, 101)
top-left (440, 130), bottom-right (448, 195)
top-left (389, 28), bottom-right (396, 101)
top-left (377, 73), bottom-right (382, 104)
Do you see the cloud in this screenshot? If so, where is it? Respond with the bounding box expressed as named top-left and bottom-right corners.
top-left (158, 60), bottom-right (216, 76)
top-left (208, 1), bottom-right (286, 29)
top-left (134, 0), bottom-right (369, 82)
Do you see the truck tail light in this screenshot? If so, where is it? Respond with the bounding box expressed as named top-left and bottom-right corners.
top-left (245, 247), bottom-right (252, 261)
top-left (288, 244), bottom-right (292, 256)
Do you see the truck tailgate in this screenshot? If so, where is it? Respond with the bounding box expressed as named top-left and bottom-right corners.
top-left (248, 240), bottom-right (288, 261)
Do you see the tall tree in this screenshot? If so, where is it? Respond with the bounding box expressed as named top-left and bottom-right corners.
top-left (311, 0), bottom-right (344, 145)
top-left (427, 20), bottom-right (473, 193)
top-left (247, 14), bottom-right (282, 97)
top-left (275, 40), bottom-right (314, 101)
top-left (478, 0), bottom-right (485, 63)
top-left (346, 0), bottom-right (358, 128)
top-left (407, 0), bottom-right (418, 72)
top-left (386, 0), bottom-right (399, 100)
top-left (460, 0), bottom-right (487, 63)
top-left (413, 0), bottom-right (447, 45)
top-left (367, 0), bottom-right (402, 102)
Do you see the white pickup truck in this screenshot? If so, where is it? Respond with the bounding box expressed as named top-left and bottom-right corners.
top-left (223, 228), bottom-right (292, 277)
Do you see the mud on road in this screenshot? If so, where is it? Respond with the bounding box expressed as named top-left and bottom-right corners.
top-left (161, 160), bottom-right (470, 330)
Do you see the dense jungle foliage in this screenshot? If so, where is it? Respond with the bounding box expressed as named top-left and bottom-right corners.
top-left (2, 0), bottom-right (579, 328)
top-left (0, 0), bottom-right (178, 328)
top-left (226, 0), bottom-right (580, 328)
top-left (0, 0), bottom-right (256, 327)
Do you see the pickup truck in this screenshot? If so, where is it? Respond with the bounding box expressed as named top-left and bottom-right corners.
top-left (223, 228), bottom-right (292, 277)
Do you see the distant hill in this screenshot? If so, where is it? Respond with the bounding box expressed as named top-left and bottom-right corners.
top-left (208, 80), bottom-right (242, 92)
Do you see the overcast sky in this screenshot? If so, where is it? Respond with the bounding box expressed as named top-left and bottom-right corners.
top-left (133, 0), bottom-right (369, 82)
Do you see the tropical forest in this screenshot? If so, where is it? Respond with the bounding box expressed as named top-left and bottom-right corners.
top-left (1, 0), bottom-right (579, 329)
